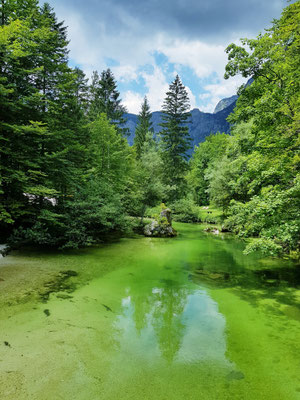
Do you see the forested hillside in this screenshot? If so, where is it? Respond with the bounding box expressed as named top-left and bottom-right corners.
top-left (0, 0), bottom-right (299, 257)
top-left (126, 102), bottom-right (234, 151)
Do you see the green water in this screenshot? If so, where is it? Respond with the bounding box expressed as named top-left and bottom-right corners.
top-left (0, 223), bottom-right (299, 399)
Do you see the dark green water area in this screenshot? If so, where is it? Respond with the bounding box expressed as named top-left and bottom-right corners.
top-left (0, 223), bottom-right (299, 399)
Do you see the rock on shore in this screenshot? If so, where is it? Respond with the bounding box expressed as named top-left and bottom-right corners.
top-left (144, 208), bottom-right (177, 238)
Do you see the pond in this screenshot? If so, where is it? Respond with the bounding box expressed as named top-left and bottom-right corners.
top-left (0, 223), bottom-right (299, 399)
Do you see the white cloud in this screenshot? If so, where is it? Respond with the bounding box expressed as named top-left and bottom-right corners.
top-left (52, 5), bottom-right (246, 113)
top-left (113, 65), bottom-right (138, 82)
top-left (200, 75), bottom-right (245, 112)
top-left (157, 38), bottom-right (228, 79)
top-left (204, 77), bottom-right (245, 97)
top-left (185, 86), bottom-right (196, 110)
top-left (141, 66), bottom-right (169, 111)
top-left (63, 12), bottom-right (100, 71)
top-left (199, 93), bottom-right (211, 100)
top-left (123, 91), bottom-right (143, 114)
top-left (54, 4), bottom-right (154, 73)
top-left (155, 37), bottom-right (248, 112)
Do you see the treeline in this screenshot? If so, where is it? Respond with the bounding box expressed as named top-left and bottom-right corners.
top-left (0, 1), bottom-right (191, 248)
top-left (0, 1), bottom-right (299, 257)
top-left (188, 2), bottom-right (300, 257)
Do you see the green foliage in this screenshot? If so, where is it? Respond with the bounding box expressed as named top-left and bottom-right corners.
top-left (0, 3), bottom-right (133, 249)
top-left (59, 181), bottom-right (128, 249)
top-left (126, 132), bottom-right (164, 219)
top-left (89, 69), bottom-right (128, 136)
top-left (86, 114), bottom-right (133, 190)
top-left (2, 0), bottom-right (298, 257)
top-left (134, 96), bottom-right (153, 159)
top-left (202, 2), bottom-right (300, 256)
top-left (224, 178), bottom-right (300, 254)
top-left (160, 75), bottom-right (191, 201)
top-left (9, 181), bottom-right (128, 249)
top-left (0, 2), bottom-right (77, 231)
top-left (151, 203), bottom-right (170, 226)
top-left (188, 133), bottom-right (230, 205)
top-left (244, 238), bottom-right (283, 257)
top-left (58, 115), bottom-right (134, 248)
top-left (170, 197), bottom-right (200, 223)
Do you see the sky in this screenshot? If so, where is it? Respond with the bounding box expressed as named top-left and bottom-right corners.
top-left (49, 0), bottom-right (290, 113)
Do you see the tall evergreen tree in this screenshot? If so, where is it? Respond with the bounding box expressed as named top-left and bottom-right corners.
top-left (0, 0), bottom-right (133, 248)
top-left (134, 96), bottom-right (153, 158)
top-left (89, 68), bottom-right (128, 136)
top-left (160, 75), bottom-right (191, 200)
top-left (0, 1), bottom-right (54, 232)
top-left (0, 0), bottom-right (88, 238)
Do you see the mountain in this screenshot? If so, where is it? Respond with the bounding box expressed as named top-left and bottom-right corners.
top-left (125, 78), bottom-right (254, 152)
top-left (125, 100), bottom-right (236, 153)
top-left (213, 95), bottom-right (238, 113)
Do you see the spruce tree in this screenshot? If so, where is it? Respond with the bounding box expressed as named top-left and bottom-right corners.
top-left (0, 1), bottom-right (55, 232)
top-left (134, 96), bottom-right (153, 158)
top-left (160, 75), bottom-right (191, 200)
top-left (0, 1), bottom-right (88, 238)
top-left (89, 68), bottom-right (128, 136)
top-left (0, 1), bottom-right (133, 248)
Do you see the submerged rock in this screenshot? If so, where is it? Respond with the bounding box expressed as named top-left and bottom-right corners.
top-left (194, 269), bottom-right (229, 281)
top-left (0, 244), bottom-right (10, 257)
top-left (204, 227), bottom-right (219, 235)
top-left (144, 208), bottom-right (177, 238)
top-left (226, 370), bottom-right (245, 381)
top-left (39, 270), bottom-right (78, 303)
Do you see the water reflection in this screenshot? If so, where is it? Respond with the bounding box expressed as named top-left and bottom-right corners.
top-left (114, 276), bottom-right (229, 366)
top-left (111, 251), bottom-right (299, 367)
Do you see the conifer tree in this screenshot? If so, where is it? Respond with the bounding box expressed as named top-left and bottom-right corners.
top-left (0, 1), bottom-right (55, 231)
top-left (0, 1), bottom-right (133, 248)
top-left (160, 75), bottom-right (191, 200)
top-left (0, 1), bottom-right (88, 236)
top-left (89, 69), bottom-right (128, 136)
top-left (134, 96), bottom-right (153, 158)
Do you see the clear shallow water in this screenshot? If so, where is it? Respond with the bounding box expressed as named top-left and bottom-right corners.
top-left (0, 223), bottom-right (299, 399)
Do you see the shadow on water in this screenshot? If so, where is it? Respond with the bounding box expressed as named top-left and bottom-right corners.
top-left (190, 262), bottom-right (300, 310)
top-left (172, 223), bottom-right (300, 311)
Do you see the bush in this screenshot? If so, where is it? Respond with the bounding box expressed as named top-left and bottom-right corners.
top-left (224, 179), bottom-right (300, 255)
top-left (170, 198), bottom-right (200, 223)
top-left (8, 180), bottom-right (129, 249)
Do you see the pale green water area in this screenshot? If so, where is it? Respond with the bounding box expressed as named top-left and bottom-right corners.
top-left (0, 223), bottom-right (299, 399)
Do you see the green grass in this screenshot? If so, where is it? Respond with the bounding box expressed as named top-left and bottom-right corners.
top-left (198, 206), bottom-right (224, 224)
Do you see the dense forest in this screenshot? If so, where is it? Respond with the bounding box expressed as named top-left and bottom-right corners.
top-left (0, 0), bottom-right (299, 257)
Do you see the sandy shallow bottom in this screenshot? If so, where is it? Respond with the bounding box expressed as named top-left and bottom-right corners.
top-left (0, 223), bottom-right (299, 399)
